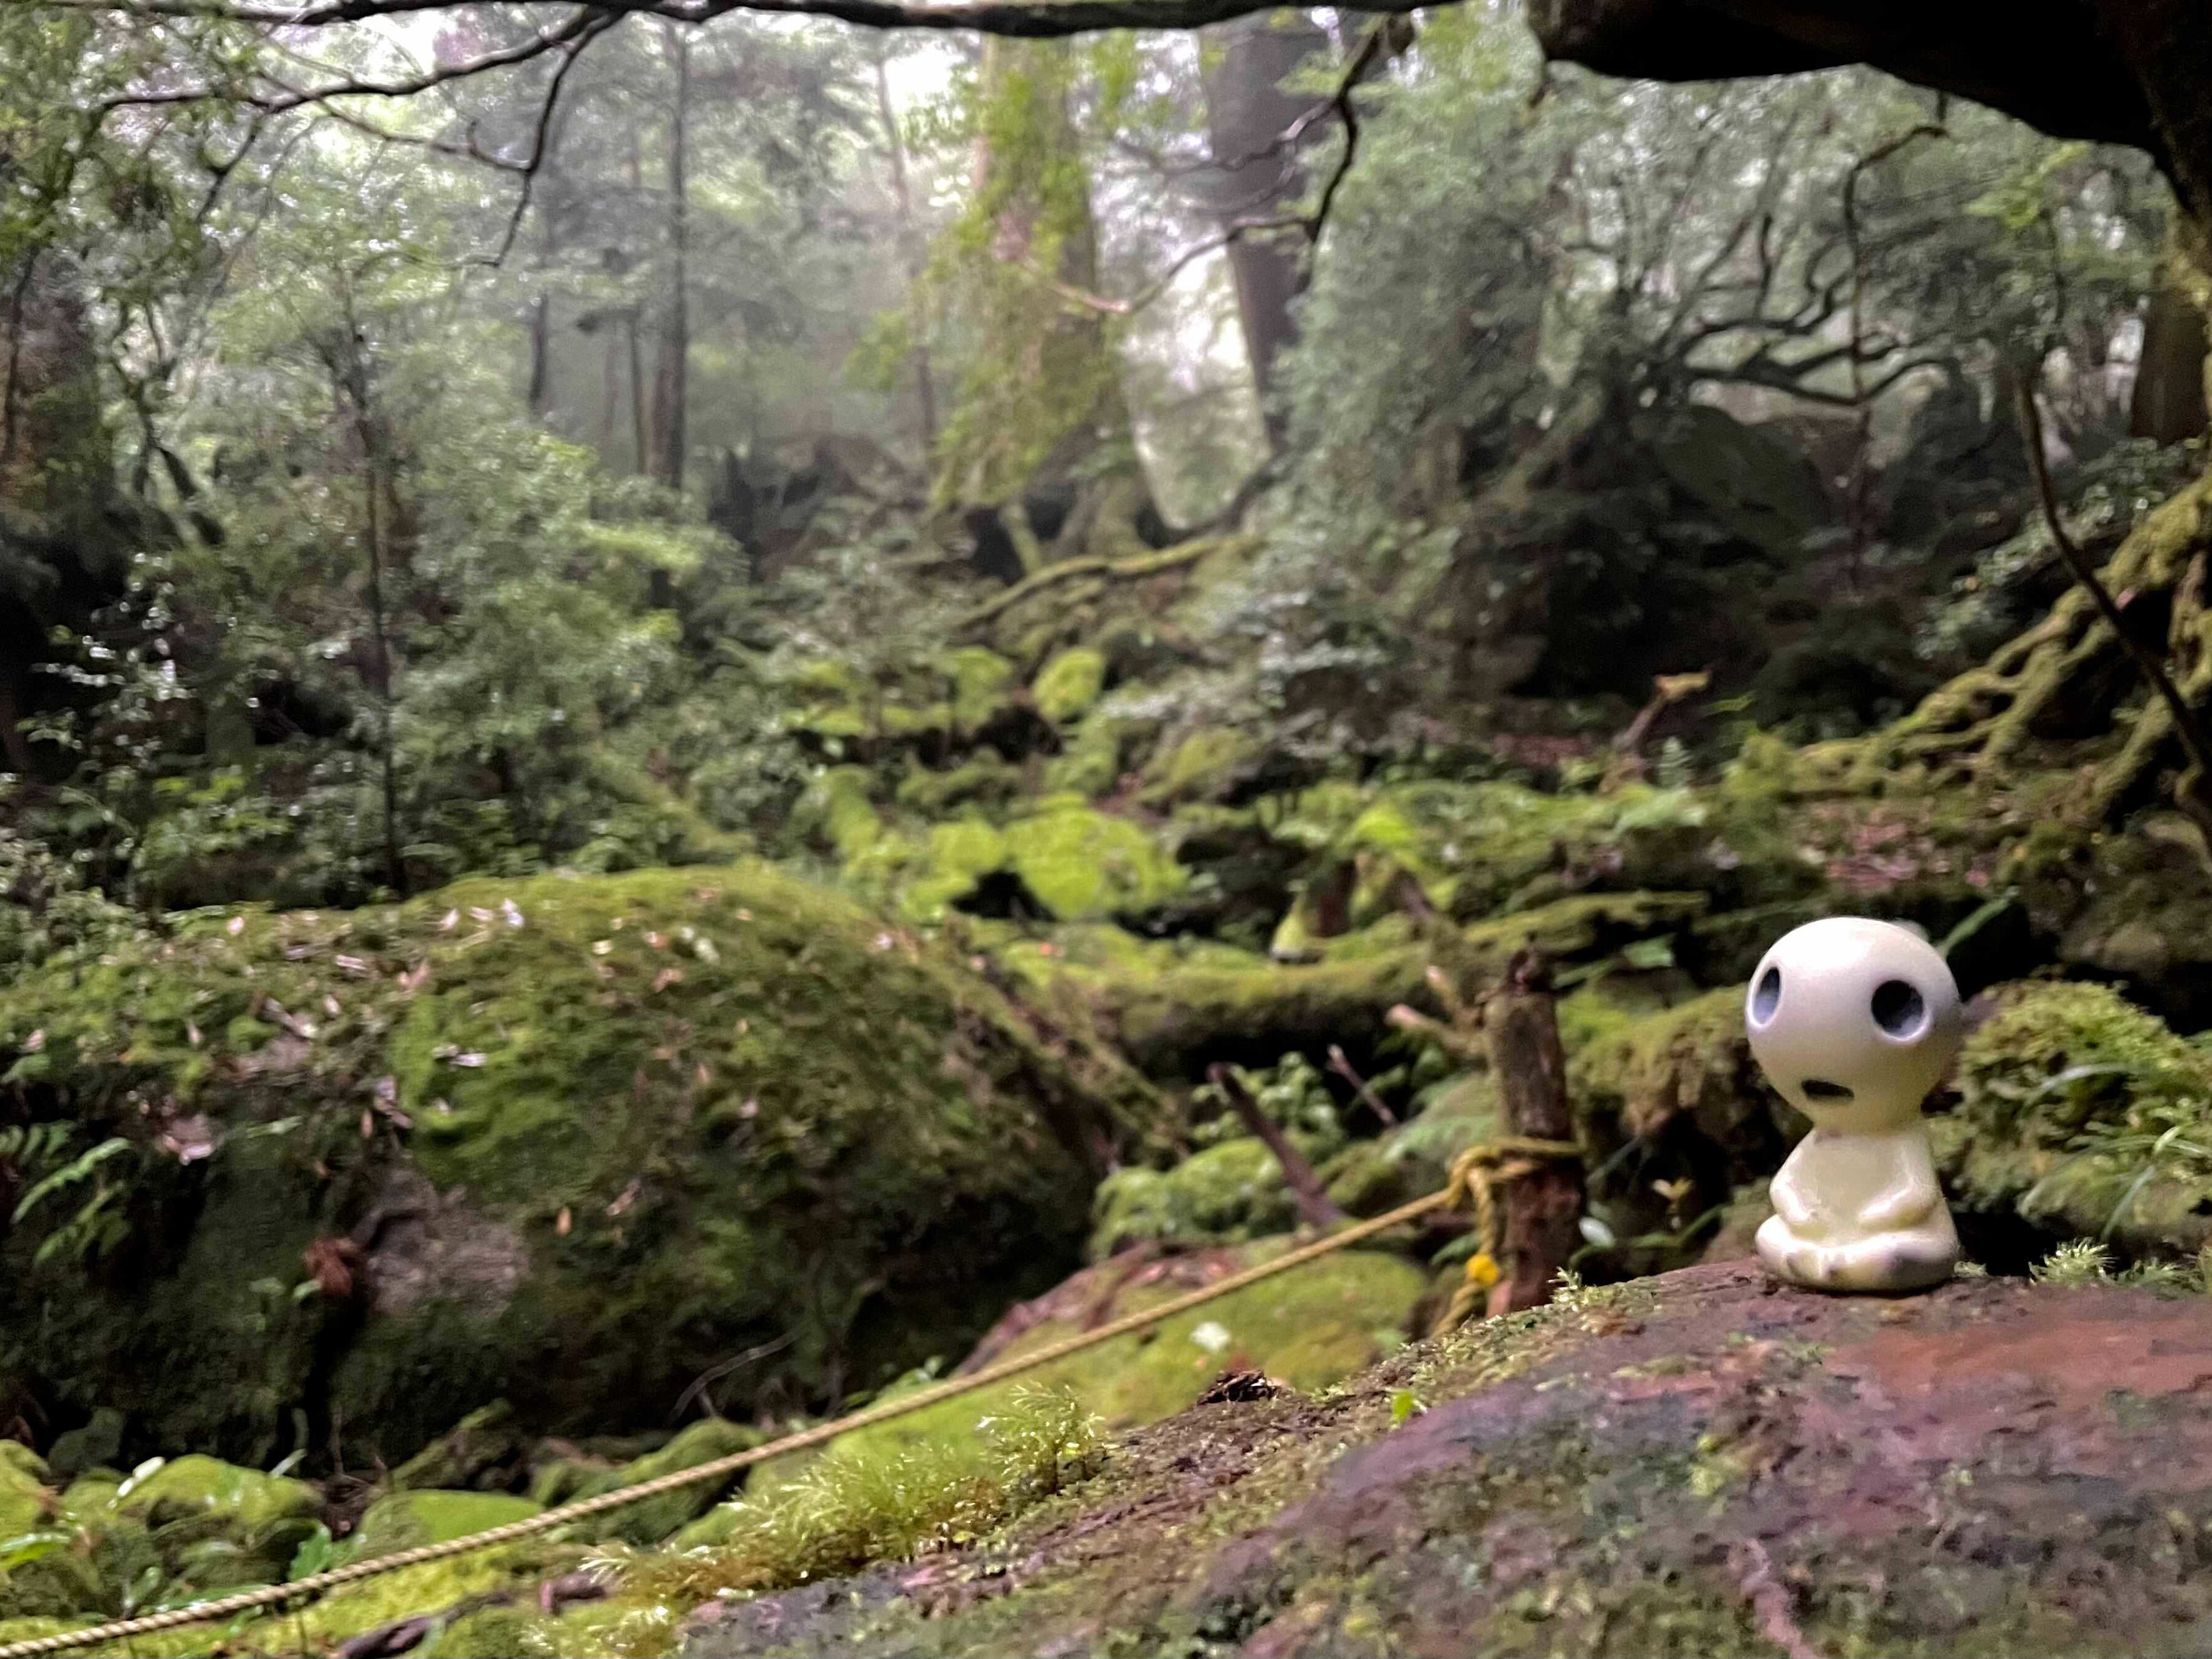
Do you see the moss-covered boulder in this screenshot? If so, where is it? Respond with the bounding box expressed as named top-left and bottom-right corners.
top-left (1001, 803), bottom-right (1185, 922)
top-left (675, 1263), bottom-right (2212, 1658)
top-left (1087, 1138), bottom-right (1304, 1258)
top-left (1936, 979), bottom-right (2212, 1261)
top-left (1030, 647), bottom-right (1107, 725)
top-left (346, 1489), bottom-right (541, 1556)
top-left (0, 863), bottom-right (1163, 1471)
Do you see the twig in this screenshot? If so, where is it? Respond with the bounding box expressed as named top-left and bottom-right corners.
top-left (1326, 1045), bottom-right (1397, 1128)
top-left (1206, 1063), bottom-right (1346, 1229)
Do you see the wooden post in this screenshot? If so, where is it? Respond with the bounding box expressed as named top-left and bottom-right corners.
top-left (1483, 948), bottom-right (1583, 1316)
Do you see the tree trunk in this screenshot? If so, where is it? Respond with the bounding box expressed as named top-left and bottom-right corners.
top-left (2130, 276), bottom-right (2210, 443)
top-left (626, 311), bottom-right (649, 477)
top-left (651, 21), bottom-right (691, 499)
top-left (526, 294), bottom-right (552, 418)
top-left (873, 39), bottom-right (940, 459)
top-left (1482, 947), bottom-right (1582, 1317)
top-left (1201, 11), bottom-right (1327, 450)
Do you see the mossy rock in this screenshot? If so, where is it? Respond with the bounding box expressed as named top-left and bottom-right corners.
top-left (895, 754), bottom-right (1021, 820)
top-left (391, 1400), bottom-right (523, 1492)
top-left (0, 863), bottom-right (1164, 1470)
top-left (897, 819), bottom-right (1011, 925)
top-left (681, 1263), bottom-right (2212, 1659)
top-left (1087, 1138), bottom-right (1304, 1259)
top-left (796, 765), bottom-right (887, 860)
top-left (346, 1489), bottom-right (541, 1556)
top-left (1042, 715), bottom-right (1133, 799)
top-left (1935, 979), bottom-right (2212, 1260)
top-left (1030, 648), bottom-right (1107, 724)
top-left (1139, 727), bottom-right (1260, 807)
top-left (1001, 804), bottom-right (1185, 923)
top-left (110, 1456), bottom-right (318, 1535)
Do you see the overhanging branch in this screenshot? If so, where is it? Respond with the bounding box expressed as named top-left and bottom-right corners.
top-left (34, 0), bottom-right (1427, 38)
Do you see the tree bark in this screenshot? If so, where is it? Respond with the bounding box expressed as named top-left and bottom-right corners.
top-left (1201, 10), bottom-right (1326, 451)
top-left (873, 38), bottom-right (940, 458)
top-left (651, 21), bottom-right (692, 500)
top-left (2130, 276), bottom-right (2209, 443)
top-left (1482, 947), bottom-right (1582, 1317)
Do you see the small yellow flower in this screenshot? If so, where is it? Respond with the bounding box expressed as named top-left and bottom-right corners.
top-left (1464, 1252), bottom-right (1500, 1291)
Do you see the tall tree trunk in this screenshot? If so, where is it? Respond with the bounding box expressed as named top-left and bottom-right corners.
top-left (651, 22), bottom-right (691, 497)
top-left (941, 39), bottom-right (1144, 526)
top-left (1201, 11), bottom-right (1327, 451)
top-left (328, 290), bottom-right (407, 900)
top-left (599, 326), bottom-right (619, 453)
top-left (2131, 275), bottom-right (2210, 444)
top-left (873, 38), bottom-right (940, 459)
top-left (626, 311), bottom-right (649, 477)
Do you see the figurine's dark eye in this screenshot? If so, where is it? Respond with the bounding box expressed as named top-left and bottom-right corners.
top-left (1871, 979), bottom-right (1928, 1039)
top-left (1750, 967), bottom-right (1781, 1025)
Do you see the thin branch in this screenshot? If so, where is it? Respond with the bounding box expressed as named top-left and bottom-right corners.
top-left (1206, 1063), bottom-right (1346, 1230)
top-left (94, 7), bottom-right (602, 119)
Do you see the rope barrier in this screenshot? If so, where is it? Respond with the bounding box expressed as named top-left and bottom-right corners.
top-left (0, 1138), bottom-right (1571, 1658)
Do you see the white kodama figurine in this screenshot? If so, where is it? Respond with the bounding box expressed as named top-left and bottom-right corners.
top-left (1744, 917), bottom-right (1964, 1292)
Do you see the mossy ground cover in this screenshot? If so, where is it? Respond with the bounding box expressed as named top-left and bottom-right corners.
top-left (0, 861), bottom-right (1164, 1470)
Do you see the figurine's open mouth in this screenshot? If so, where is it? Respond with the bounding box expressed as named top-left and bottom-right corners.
top-left (1800, 1078), bottom-right (1855, 1102)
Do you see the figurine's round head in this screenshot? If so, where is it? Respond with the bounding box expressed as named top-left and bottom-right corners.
top-left (1744, 917), bottom-right (1962, 1122)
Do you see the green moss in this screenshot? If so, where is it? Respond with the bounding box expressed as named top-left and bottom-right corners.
top-left (1032, 648), bottom-right (1108, 724)
top-left (0, 1447), bottom-right (50, 1539)
top-left (898, 819), bottom-right (1011, 924)
top-left (1089, 1138), bottom-right (1302, 1258)
top-left (390, 1400), bottom-right (520, 1492)
top-left (111, 1457), bottom-right (318, 1534)
top-left (1001, 805), bottom-right (1185, 921)
top-left (782, 1242), bottom-right (1423, 1478)
top-left (799, 766), bottom-right (886, 860)
top-left (938, 647), bottom-right (1019, 728)
top-left (895, 753), bottom-right (1021, 819)
top-left (1938, 980), bottom-right (2212, 1257)
top-left (556, 1417), bottom-right (766, 1547)
top-left (1042, 716), bottom-right (1131, 798)
top-left (1322, 1075), bottom-right (1501, 1218)
top-left (346, 1489), bottom-right (542, 1556)
top-left (1139, 728), bottom-right (1259, 807)
top-left (0, 862), bottom-right (1164, 1469)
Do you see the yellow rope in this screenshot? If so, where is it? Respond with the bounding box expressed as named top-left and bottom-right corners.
top-left (0, 1187), bottom-right (1468, 1659)
top-left (1434, 1137), bottom-right (1583, 1335)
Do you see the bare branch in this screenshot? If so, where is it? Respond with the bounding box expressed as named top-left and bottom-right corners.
top-left (29, 0), bottom-right (1425, 40)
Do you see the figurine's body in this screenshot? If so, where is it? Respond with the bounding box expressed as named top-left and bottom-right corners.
top-left (1745, 918), bottom-right (1963, 1293)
